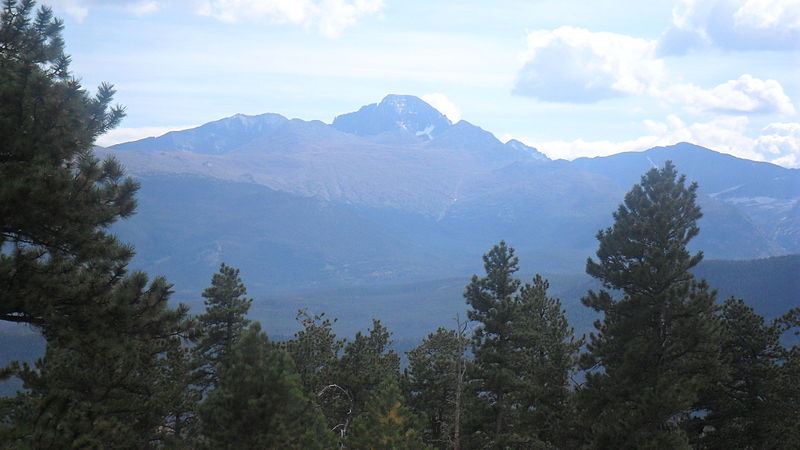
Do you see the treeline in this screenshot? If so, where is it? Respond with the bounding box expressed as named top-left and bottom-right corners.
top-left (1, 1), bottom-right (799, 448)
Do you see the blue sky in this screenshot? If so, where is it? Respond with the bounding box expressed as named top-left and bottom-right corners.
top-left (45, 0), bottom-right (799, 166)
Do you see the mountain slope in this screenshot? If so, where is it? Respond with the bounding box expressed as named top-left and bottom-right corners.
top-left (101, 95), bottom-right (800, 297)
top-left (112, 113), bottom-right (290, 154)
top-left (113, 174), bottom-right (453, 297)
top-left (572, 142), bottom-right (800, 253)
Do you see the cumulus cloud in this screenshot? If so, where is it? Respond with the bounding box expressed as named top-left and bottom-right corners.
top-left (421, 93), bottom-right (461, 123)
top-left (513, 26), bottom-right (665, 103)
top-left (196, 0), bottom-right (384, 38)
top-left (513, 26), bottom-right (796, 114)
top-left (755, 122), bottom-right (800, 167)
top-left (517, 116), bottom-right (800, 168)
top-left (660, 74), bottom-right (796, 115)
top-left (657, 0), bottom-right (800, 55)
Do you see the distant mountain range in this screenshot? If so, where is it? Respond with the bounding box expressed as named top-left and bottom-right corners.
top-left (98, 94), bottom-right (800, 302)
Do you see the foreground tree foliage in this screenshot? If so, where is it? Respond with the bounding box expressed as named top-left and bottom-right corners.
top-left (0, 1), bottom-right (192, 447)
top-left (3, 275), bottom-right (192, 448)
top-left (579, 162), bottom-right (724, 448)
top-left (0, 0), bottom-right (135, 330)
top-left (347, 379), bottom-right (431, 449)
top-left (158, 336), bottom-right (202, 447)
top-left (198, 323), bottom-right (335, 449)
top-left (333, 320), bottom-right (401, 443)
top-left (690, 303), bottom-right (800, 449)
top-left (285, 310), bottom-right (344, 406)
top-left (774, 309), bottom-right (800, 446)
top-left (464, 242), bottom-right (580, 449)
top-left (404, 326), bottom-right (468, 448)
top-left (194, 263), bottom-right (253, 389)
top-left (688, 298), bottom-right (793, 449)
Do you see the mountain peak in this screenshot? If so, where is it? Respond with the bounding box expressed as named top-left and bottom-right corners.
top-left (332, 94), bottom-right (452, 139)
top-left (379, 94), bottom-right (428, 114)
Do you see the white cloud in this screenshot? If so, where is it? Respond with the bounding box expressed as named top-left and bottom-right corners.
top-left (421, 93), bottom-right (461, 123)
top-left (660, 74), bottom-right (796, 115)
top-left (514, 26), bottom-right (665, 103)
top-left (96, 125), bottom-right (196, 147)
top-left (51, 0), bottom-right (89, 21)
top-left (125, 0), bottom-right (159, 17)
top-left (734, 0), bottom-right (800, 30)
top-left (512, 26), bottom-right (796, 115)
top-left (517, 135), bottom-right (664, 160)
top-left (196, 0), bottom-right (384, 38)
top-left (658, 0), bottom-right (800, 54)
top-left (755, 122), bottom-right (800, 166)
top-left (49, 0), bottom-right (380, 35)
top-left (516, 116), bottom-right (800, 168)
top-left (48, 0), bottom-right (161, 20)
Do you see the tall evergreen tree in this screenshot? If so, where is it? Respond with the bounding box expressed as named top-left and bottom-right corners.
top-left (690, 298), bottom-right (787, 448)
top-left (285, 308), bottom-right (346, 440)
top-left (157, 335), bottom-right (202, 448)
top-left (404, 326), bottom-right (468, 448)
top-left (0, 2), bottom-right (196, 446)
top-left (507, 275), bottom-right (581, 448)
top-left (0, 0), bottom-right (135, 331)
top-left (757, 307), bottom-right (800, 447)
top-left (464, 242), bottom-right (580, 448)
top-left (329, 319), bottom-right (401, 444)
top-left (285, 309), bottom-right (344, 401)
top-left (579, 161), bottom-right (723, 448)
top-left (194, 263), bottom-right (252, 387)
top-left (198, 323), bottom-right (335, 449)
top-left (464, 241), bottom-right (520, 447)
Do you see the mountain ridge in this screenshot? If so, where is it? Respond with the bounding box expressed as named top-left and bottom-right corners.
top-left (98, 94), bottom-right (800, 296)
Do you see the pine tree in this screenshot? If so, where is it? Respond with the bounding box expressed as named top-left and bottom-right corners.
top-left (690, 298), bottom-right (786, 448)
top-left (329, 319), bottom-right (401, 443)
top-left (578, 161), bottom-right (723, 448)
top-left (285, 309), bottom-right (344, 400)
top-left (156, 337), bottom-right (202, 448)
top-left (284, 308), bottom-right (346, 439)
top-left (347, 378), bottom-right (431, 450)
top-left (508, 275), bottom-right (581, 448)
top-left (0, 3), bottom-right (196, 446)
top-left (3, 274), bottom-right (192, 449)
top-left (194, 263), bottom-right (252, 388)
top-left (0, 0), bottom-right (135, 331)
top-left (464, 242), bottom-right (580, 448)
top-left (774, 310), bottom-right (800, 447)
top-left (198, 322), bottom-right (335, 449)
top-left (404, 326), bottom-right (468, 448)
top-left (463, 241), bottom-right (520, 447)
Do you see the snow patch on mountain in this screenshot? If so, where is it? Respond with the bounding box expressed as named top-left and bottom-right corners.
top-left (415, 125), bottom-right (435, 140)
